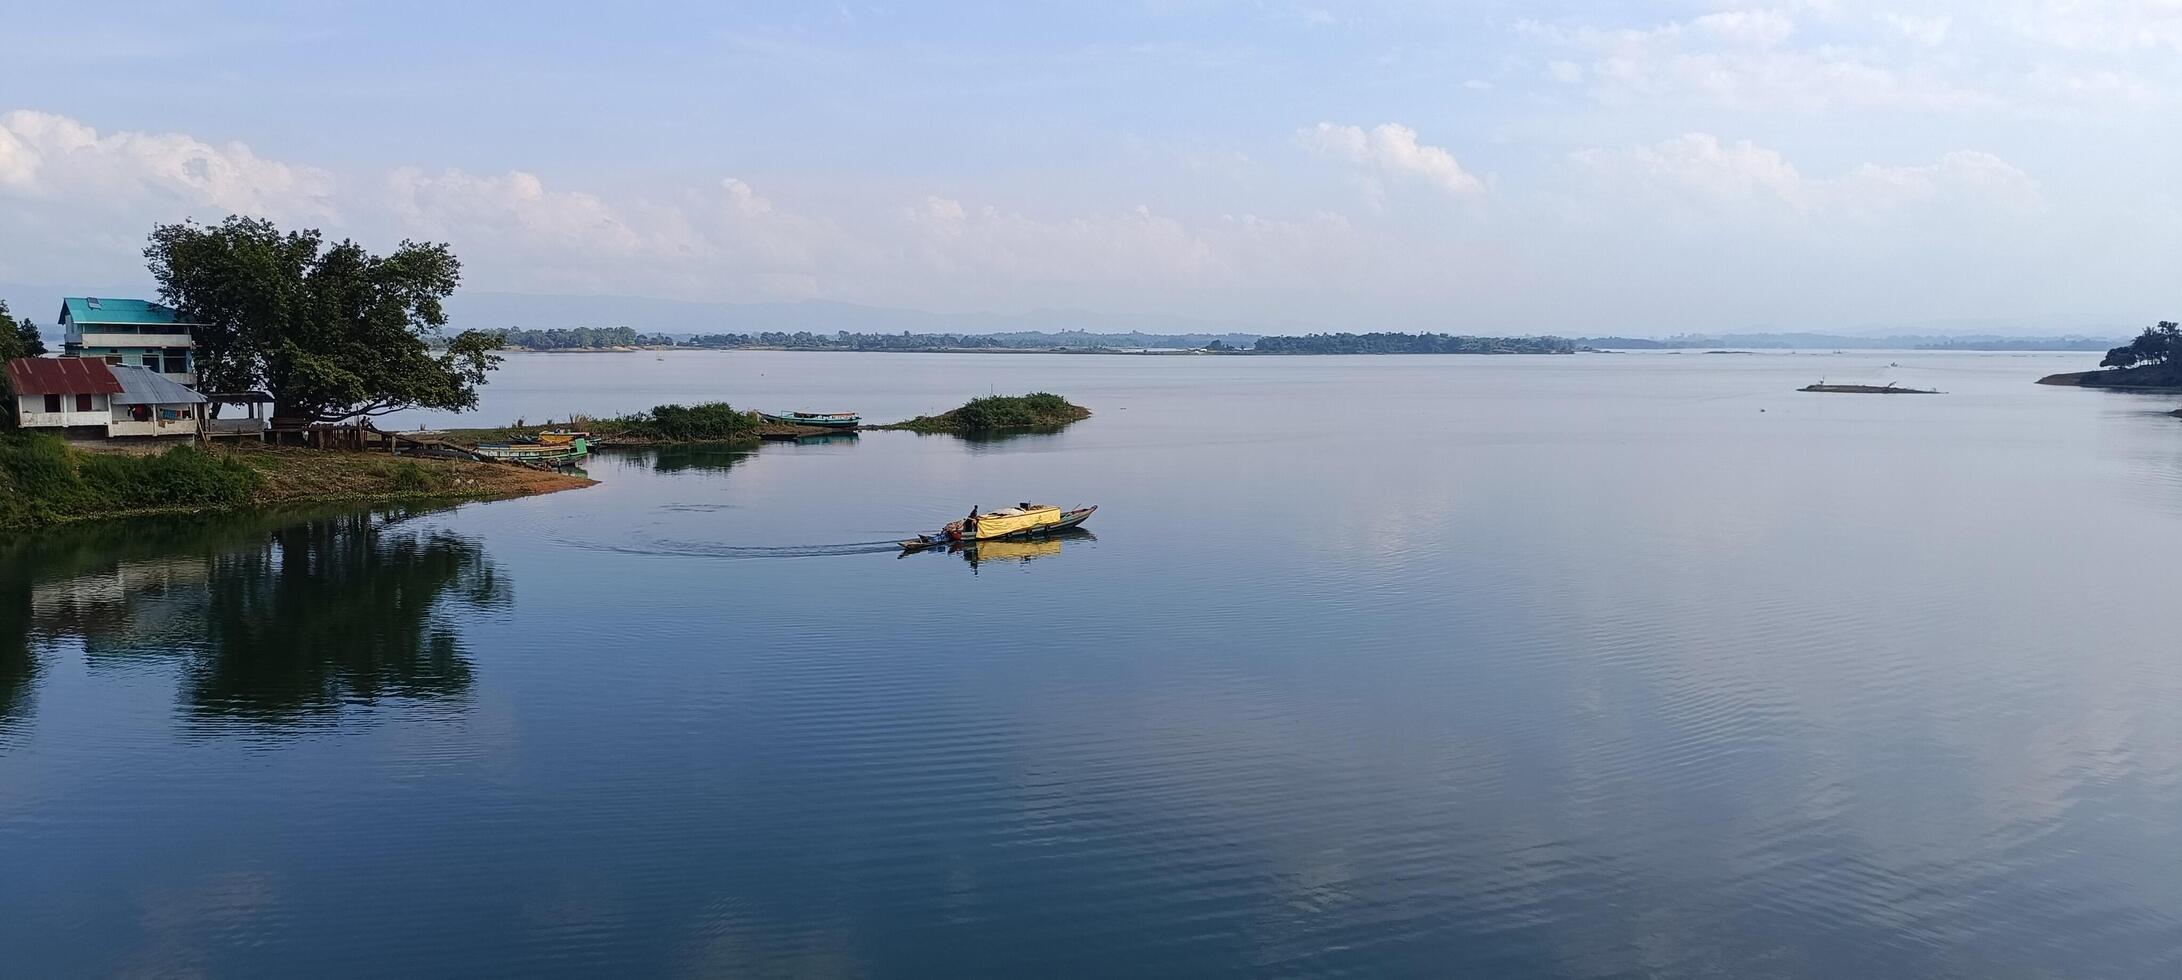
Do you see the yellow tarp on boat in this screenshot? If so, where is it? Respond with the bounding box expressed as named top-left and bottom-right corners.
top-left (970, 505), bottom-right (1062, 540)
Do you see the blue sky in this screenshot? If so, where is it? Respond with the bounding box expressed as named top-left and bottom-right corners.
top-left (4, 1), bottom-right (2179, 333)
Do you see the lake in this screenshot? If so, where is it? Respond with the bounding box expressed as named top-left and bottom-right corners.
top-left (6, 350), bottom-right (2182, 978)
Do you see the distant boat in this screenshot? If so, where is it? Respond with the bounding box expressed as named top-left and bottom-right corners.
top-left (1799, 383), bottom-right (1941, 395)
top-left (760, 411), bottom-right (861, 429)
top-left (900, 504), bottom-right (1097, 550)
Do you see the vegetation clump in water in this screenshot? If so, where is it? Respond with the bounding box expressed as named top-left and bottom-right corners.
top-left (440, 402), bottom-right (767, 446)
top-left (878, 393), bottom-right (1092, 433)
top-left (598, 403), bottom-right (764, 442)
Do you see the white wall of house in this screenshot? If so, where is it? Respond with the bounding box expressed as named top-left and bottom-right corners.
top-left (108, 402), bottom-right (200, 438)
top-left (16, 393), bottom-right (112, 428)
top-left (106, 418), bottom-right (198, 437)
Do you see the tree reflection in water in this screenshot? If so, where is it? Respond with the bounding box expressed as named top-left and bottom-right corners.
top-left (0, 580), bottom-right (30, 728)
top-left (637, 444), bottom-right (756, 474)
top-left (0, 506), bottom-right (506, 728)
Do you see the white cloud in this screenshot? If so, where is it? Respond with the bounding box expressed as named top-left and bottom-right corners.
top-left (1569, 133), bottom-right (2041, 218)
top-left (1527, 14), bottom-right (1987, 109)
top-left (0, 110), bottom-right (337, 283)
top-left (384, 167), bottom-right (846, 300)
top-left (0, 107), bottom-right (2135, 335)
top-left (1301, 122), bottom-right (1485, 196)
top-left (1522, 3), bottom-right (2182, 112)
top-left (1692, 10), bottom-right (1797, 47)
top-left (2001, 0), bottom-right (2182, 53)
top-left (1876, 11), bottom-right (1952, 47)
top-left (0, 109), bottom-right (335, 218)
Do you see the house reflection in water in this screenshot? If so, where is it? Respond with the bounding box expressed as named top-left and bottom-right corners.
top-left (0, 507), bottom-right (507, 729)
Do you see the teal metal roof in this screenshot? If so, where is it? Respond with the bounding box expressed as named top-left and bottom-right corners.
top-left (59, 297), bottom-right (191, 326)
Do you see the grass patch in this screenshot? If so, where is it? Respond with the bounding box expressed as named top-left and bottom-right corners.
top-left (0, 435), bottom-right (591, 530)
top-left (879, 392), bottom-right (1091, 433)
top-left (0, 433), bottom-right (263, 529)
top-left (365, 458), bottom-right (456, 494)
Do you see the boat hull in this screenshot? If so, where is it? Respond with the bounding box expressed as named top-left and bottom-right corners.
top-left (473, 437), bottom-right (589, 465)
top-left (900, 506), bottom-right (1095, 550)
top-left (761, 412), bottom-right (861, 429)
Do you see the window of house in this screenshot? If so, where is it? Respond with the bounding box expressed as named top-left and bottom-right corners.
top-left (104, 356), bottom-right (121, 365)
top-left (164, 352), bottom-right (189, 374)
top-left (76, 394), bottom-right (94, 412)
top-left (143, 353), bottom-right (160, 369)
top-left (44, 394), bottom-right (61, 413)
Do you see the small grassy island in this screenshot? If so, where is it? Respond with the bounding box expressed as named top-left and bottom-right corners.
top-left (874, 392), bottom-right (1092, 434)
top-left (0, 434), bottom-right (589, 531)
top-left (1800, 383), bottom-right (1940, 394)
top-left (2038, 321), bottom-right (2182, 388)
top-left (434, 402), bottom-right (842, 448)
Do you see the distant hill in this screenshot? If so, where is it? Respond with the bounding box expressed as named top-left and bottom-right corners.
top-left (444, 292), bottom-right (1279, 343)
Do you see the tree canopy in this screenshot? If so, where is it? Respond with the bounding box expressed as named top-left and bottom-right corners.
top-left (0, 299), bottom-right (45, 361)
top-left (144, 216), bottom-right (501, 422)
top-left (2100, 321), bottom-right (2182, 370)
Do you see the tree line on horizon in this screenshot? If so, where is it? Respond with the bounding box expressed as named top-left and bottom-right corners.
top-left (488, 326), bottom-right (1587, 354)
top-left (1253, 332), bottom-right (1575, 354)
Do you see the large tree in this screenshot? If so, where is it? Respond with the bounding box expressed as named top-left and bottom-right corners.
top-left (0, 299), bottom-right (45, 360)
top-left (144, 216), bottom-right (501, 422)
top-left (2100, 321), bottom-right (2182, 370)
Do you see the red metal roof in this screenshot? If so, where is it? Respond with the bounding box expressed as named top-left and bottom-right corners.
top-left (5, 357), bottom-right (123, 395)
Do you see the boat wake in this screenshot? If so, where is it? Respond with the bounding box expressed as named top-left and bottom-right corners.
top-left (573, 539), bottom-right (908, 560)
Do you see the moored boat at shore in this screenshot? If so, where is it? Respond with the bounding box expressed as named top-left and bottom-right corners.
top-left (900, 503), bottom-right (1097, 550)
top-left (474, 435), bottom-right (589, 466)
top-left (761, 410), bottom-right (861, 428)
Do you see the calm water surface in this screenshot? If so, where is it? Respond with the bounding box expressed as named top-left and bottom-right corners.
top-left (6, 351), bottom-right (2182, 978)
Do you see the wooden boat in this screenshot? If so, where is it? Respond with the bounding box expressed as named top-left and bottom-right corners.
top-left (474, 435), bottom-right (588, 465)
top-left (760, 411), bottom-right (861, 429)
top-left (1800, 383), bottom-right (1941, 394)
top-left (536, 428), bottom-right (592, 445)
top-left (900, 504), bottom-right (1096, 550)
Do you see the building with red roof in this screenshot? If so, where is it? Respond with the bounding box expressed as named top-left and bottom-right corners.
top-left (7, 357), bottom-right (205, 438)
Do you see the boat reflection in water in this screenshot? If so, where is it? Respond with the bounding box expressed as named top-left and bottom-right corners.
top-left (904, 528), bottom-right (1096, 571)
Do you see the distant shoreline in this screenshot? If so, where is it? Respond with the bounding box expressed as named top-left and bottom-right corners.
top-left (2036, 367), bottom-right (2182, 389)
top-left (498, 346), bottom-right (1578, 356)
top-left (498, 344), bottom-right (2107, 356)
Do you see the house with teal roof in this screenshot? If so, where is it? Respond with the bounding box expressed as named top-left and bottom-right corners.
top-left (59, 297), bottom-right (198, 386)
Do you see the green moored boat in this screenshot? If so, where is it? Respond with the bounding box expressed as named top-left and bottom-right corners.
top-left (760, 411), bottom-right (861, 429)
top-left (473, 436), bottom-right (589, 466)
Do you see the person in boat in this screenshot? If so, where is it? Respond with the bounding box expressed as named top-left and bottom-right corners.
top-left (964, 505), bottom-right (979, 538)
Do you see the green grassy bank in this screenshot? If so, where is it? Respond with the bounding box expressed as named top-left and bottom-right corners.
top-left (0, 434), bottom-right (592, 530)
